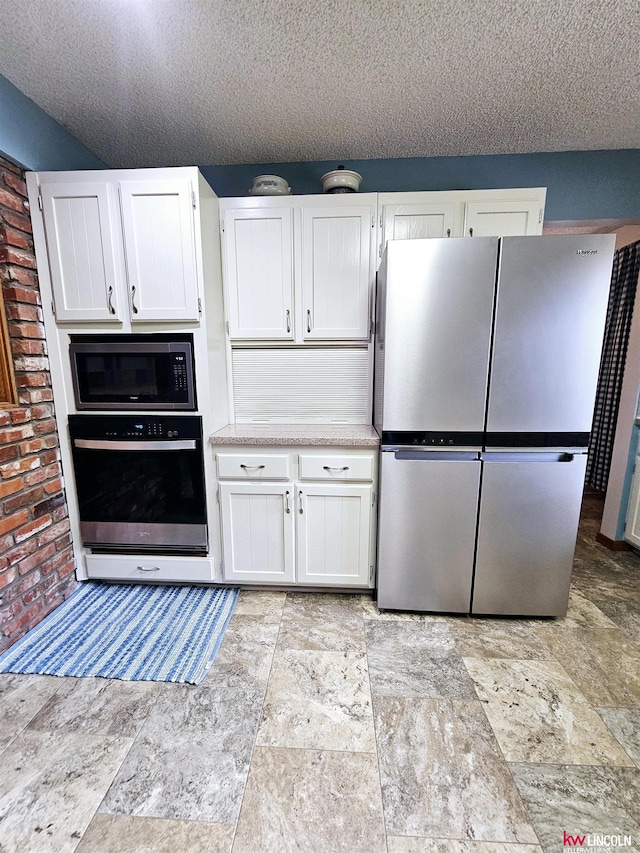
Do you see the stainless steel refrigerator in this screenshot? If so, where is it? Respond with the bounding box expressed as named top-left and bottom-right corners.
top-left (374, 234), bottom-right (615, 616)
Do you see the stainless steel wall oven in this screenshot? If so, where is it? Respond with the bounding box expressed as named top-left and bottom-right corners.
top-left (69, 414), bottom-right (207, 554)
top-left (69, 333), bottom-right (196, 411)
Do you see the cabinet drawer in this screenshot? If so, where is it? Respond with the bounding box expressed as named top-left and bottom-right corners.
top-left (84, 554), bottom-right (215, 583)
top-left (298, 454), bottom-right (374, 481)
top-left (216, 452), bottom-right (290, 480)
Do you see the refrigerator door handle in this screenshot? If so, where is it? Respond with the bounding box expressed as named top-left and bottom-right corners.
top-left (392, 450), bottom-right (480, 462)
top-left (480, 451), bottom-right (576, 463)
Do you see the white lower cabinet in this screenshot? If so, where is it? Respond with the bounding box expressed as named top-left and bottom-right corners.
top-left (216, 447), bottom-right (377, 588)
top-left (220, 482), bottom-right (295, 583)
top-left (297, 484), bottom-right (373, 586)
top-left (84, 553), bottom-right (215, 583)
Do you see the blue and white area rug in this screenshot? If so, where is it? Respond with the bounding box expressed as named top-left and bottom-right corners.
top-left (0, 582), bottom-right (239, 685)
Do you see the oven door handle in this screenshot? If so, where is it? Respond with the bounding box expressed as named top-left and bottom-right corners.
top-left (73, 439), bottom-right (197, 451)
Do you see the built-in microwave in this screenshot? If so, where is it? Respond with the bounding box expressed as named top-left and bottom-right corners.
top-left (69, 333), bottom-right (196, 411)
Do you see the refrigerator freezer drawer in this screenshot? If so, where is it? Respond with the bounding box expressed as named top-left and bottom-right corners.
top-left (472, 454), bottom-right (587, 616)
top-left (377, 451), bottom-right (480, 612)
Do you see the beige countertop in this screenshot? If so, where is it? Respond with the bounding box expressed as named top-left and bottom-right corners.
top-left (209, 424), bottom-right (380, 447)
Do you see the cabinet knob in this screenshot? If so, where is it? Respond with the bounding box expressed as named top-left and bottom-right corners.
top-left (469, 227), bottom-right (474, 237)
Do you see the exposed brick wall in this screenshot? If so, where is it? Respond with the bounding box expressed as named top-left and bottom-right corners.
top-left (0, 155), bottom-right (76, 653)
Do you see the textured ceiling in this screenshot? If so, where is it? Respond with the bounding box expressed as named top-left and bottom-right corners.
top-left (0, 0), bottom-right (638, 168)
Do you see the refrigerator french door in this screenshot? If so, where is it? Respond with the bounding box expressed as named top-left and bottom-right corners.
top-left (375, 233), bottom-right (615, 616)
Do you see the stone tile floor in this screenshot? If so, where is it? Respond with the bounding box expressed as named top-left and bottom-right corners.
top-left (1, 495), bottom-right (639, 853)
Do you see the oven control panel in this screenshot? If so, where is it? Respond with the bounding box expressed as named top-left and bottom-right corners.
top-left (68, 414), bottom-right (203, 441)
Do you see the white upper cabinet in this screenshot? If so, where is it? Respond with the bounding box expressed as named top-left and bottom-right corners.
top-left (219, 188), bottom-right (545, 343)
top-left (39, 171), bottom-right (201, 325)
top-left (220, 194), bottom-right (377, 343)
top-left (119, 180), bottom-right (200, 322)
top-left (379, 188), bottom-right (546, 258)
top-left (222, 207), bottom-right (294, 339)
top-left (462, 199), bottom-right (542, 237)
top-left (40, 182), bottom-right (124, 323)
top-left (381, 197), bottom-right (458, 250)
top-left (301, 204), bottom-right (372, 340)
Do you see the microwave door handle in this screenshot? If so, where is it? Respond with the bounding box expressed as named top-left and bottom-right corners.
top-left (73, 439), bottom-right (197, 451)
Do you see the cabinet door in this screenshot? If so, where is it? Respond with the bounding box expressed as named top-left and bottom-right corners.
top-left (220, 482), bottom-right (295, 583)
top-left (463, 200), bottom-right (543, 237)
top-left (625, 456), bottom-right (640, 549)
top-left (382, 202), bottom-right (457, 248)
top-left (301, 205), bottom-right (373, 340)
top-left (223, 208), bottom-right (294, 340)
top-left (296, 484), bottom-right (372, 586)
top-left (119, 180), bottom-right (200, 322)
top-left (40, 182), bottom-right (123, 322)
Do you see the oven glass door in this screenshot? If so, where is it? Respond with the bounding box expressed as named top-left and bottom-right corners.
top-left (72, 437), bottom-right (207, 552)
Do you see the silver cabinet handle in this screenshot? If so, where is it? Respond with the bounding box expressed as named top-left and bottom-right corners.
top-left (240, 464), bottom-right (265, 470)
top-left (285, 490), bottom-right (290, 513)
top-left (286, 309), bottom-right (291, 333)
top-left (323, 465), bottom-right (350, 471)
top-left (299, 489), bottom-right (304, 514)
top-left (137, 565), bottom-right (160, 572)
top-left (469, 227), bottom-right (474, 237)
top-left (307, 310), bottom-right (312, 333)
top-left (446, 228), bottom-right (451, 237)
top-left (131, 285), bottom-right (139, 314)
top-left (107, 285), bottom-right (116, 315)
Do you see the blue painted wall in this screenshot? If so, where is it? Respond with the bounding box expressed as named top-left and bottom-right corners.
top-left (201, 149), bottom-right (640, 221)
top-left (0, 75), bottom-right (105, 170)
